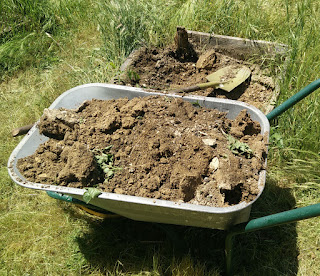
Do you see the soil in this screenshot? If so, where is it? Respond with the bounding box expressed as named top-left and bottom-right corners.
top-left (115, 43), bottom-right (276, 113)
top-left (17, 96), bottom-right (267, 207)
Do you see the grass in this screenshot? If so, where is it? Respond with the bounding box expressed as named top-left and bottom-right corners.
top-left (1, 0), bottom-right (320, 275)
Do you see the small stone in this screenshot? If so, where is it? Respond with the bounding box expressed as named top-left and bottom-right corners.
top-left (174, 130), bottom-right (182, 137)
top-left (38, 173), bottom-right (48, 179)
top-left (202, 138), bottom-right (217, 147)
top-left (209, 157), bottom-right (219, 171)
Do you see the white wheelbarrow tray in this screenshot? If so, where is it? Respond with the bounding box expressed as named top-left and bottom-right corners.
top-left (8, 83), bottom-right (269, 230)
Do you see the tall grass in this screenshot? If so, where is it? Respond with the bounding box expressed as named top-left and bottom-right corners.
top-left (1, 0), bottom-right (320, 275)
top-left (97, 0), bottom-right (181, 63)
top-left (0, 0), bottom-right (91, 78)
top-left (269, 0), bottom-right (320, 189)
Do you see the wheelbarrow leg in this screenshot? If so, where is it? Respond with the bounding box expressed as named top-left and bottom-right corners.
top-left (225, 203), bottom-right (320, 275)
top-left (225, 231), bottom-right (236, 276)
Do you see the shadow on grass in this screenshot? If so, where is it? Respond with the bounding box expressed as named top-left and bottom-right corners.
top-left (67, 175), bottom-right (298, 275)
top-left (231, 176), bottom-right (299, 276)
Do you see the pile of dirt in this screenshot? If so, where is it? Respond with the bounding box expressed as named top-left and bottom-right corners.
top-left (17, 96), bottom-right (267, 207)
top-left (115, 29), bottom-right (275, 113)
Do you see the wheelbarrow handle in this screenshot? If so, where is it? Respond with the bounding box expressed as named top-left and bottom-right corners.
top-left (266, 78), bottom-right (320, 121)
top-left (230, 203), bottom-right (320, 235)
top-left (226, 203), bottom-right (320, 275)
top-left (12, 124), bottom-right (34, 137)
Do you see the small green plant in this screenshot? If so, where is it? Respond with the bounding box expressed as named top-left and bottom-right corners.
top-left (83, 188), bottom-right (102, 204)
top-left (94, 145), bottom-right (121, 181)
top-left (227, 134), bottom-right (254, 158)
top-left (192, 101), bottom-right (201, 107)
top-left (270, 132), bottom-right (284, 148)
top-left (127, 69), bottom-right (140, 82)
top-left (79, 117), bottom-right (86, 124)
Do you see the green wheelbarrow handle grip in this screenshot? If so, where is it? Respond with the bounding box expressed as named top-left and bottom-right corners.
top-left (46, 191), bottom-right (80, 203)
top-left (230, 203), bottom-right (320, 235)
top-left (266, 78), bottom-right (320, 121)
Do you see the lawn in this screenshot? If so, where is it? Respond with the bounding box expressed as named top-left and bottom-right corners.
top-left (1, 0), bottom-right (319, 275)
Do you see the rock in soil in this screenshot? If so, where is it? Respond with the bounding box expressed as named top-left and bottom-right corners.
top-left (17, 96), bottom-right (267, 207)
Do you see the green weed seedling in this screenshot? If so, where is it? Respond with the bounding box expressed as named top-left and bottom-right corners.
top-left (83, 188), bottom-right (102, 204)
top-left (192, 101), bottom-right (201, 107)
top-left (270, 132), bottom-right (284, 149)
top-left (94, 145), bottom-right (121, 182)
top-left (227, 134), bottom-right (254, 158)
top-left (127, 69), bottom-right (140, 82)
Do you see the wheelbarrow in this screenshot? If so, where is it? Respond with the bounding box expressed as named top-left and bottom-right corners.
top-left (7, 80), bottom-right (320, 275)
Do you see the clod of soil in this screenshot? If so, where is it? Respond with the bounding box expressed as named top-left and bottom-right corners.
top-left (17, 96), bottom-right (267, 207)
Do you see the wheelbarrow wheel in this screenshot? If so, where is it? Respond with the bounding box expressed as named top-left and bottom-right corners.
top-left (75, 204), bottom-right (120, 218)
